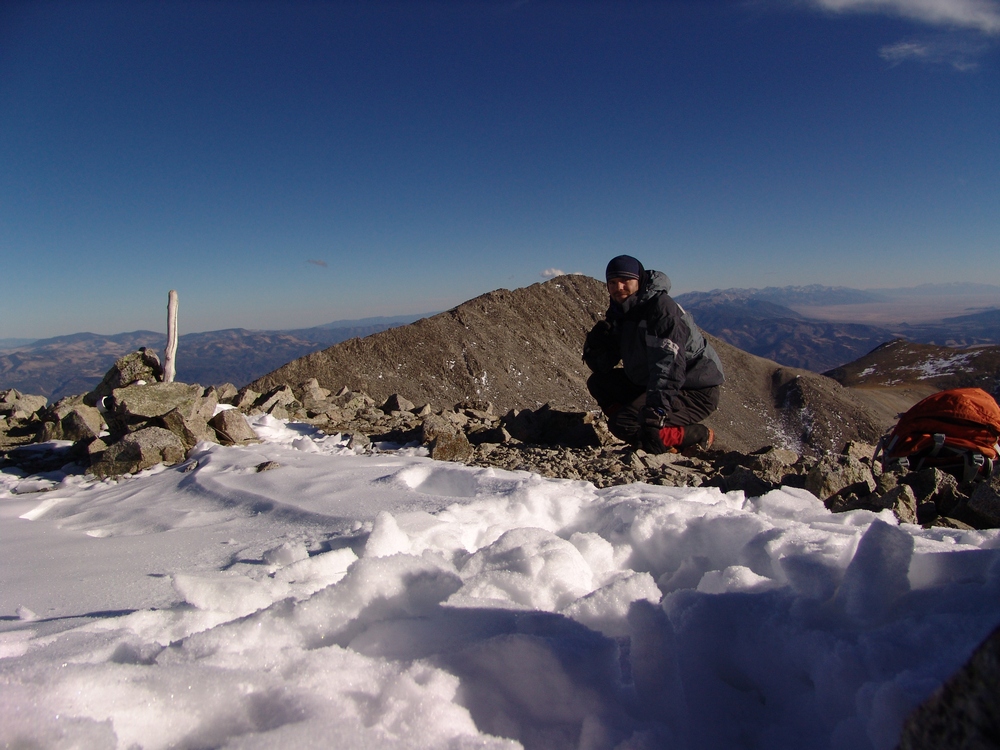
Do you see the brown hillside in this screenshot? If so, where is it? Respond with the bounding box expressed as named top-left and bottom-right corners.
top-left (826, 339), bottom-right (1000, 394)
top-left (251, 275), bottom-right (887, 455)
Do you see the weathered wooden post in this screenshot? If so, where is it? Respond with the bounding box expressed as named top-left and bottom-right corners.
top-left (164, 290), bottom-right (178, 383)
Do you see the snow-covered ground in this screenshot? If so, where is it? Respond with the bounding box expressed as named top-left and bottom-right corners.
top-left (3, 415), bottom-right (1000, 750)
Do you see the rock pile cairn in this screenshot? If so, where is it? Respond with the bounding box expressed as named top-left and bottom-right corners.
top-left (4, 350), bottom-right (1000, 530)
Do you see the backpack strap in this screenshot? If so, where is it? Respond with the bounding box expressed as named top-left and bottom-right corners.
top-left (963, 453), bottom-right (986, 484)
top-left (929, 433), bottom-right (946, 457)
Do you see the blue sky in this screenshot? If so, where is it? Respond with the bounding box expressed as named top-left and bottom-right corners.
top-left (2, 0), bottom-right (998, 338)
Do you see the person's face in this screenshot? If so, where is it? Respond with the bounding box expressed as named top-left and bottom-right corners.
top-left (607, 277), bottom-right (639, 304)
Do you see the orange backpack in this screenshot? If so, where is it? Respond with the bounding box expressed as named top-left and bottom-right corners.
top-left (874, 388), bottom-right (1000, 482)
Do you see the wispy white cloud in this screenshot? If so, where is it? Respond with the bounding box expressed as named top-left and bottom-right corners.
top-left (807, 0), bottom-right (1000, 34)
top-left (879, 35), bottom-right (987, 68)
top-left (307, 259), bottom-right (328, 268)
top-left (541, 268), bottom-right (564, 279)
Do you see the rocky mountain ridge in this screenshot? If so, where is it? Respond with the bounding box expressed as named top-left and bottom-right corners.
top-left (247, 275), bottom-right (903, 457)
top-left (6, 282), bottom-right (1000, 399)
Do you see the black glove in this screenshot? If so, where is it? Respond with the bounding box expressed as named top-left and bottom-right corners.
top-left (639, 405), bottom-right (669, 453)
top-left (583, 320), bottom-right (615, 367)
top-left (639, 405), bottom-right (668, 428)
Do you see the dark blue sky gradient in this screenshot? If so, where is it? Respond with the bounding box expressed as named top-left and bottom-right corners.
top-left (2, 0), bottom-right (998, 336)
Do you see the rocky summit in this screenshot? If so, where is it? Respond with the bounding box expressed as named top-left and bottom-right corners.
top-left (250, 274), bottom-right (893, 457)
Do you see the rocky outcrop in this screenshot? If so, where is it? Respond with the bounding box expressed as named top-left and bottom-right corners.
top-left (3, 353), bottom-right (1000, 527)
top-left (0, 389), bottom-right (48, 449)
top-left (85, 347), bottom-right (164, 407)
top-left (0, 353), bottom-right (248, 477)
top-left (897, 623), bottom-right (1000, 749)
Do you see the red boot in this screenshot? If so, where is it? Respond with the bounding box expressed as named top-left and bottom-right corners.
top-left (658, 424), bottom-right (715, 453)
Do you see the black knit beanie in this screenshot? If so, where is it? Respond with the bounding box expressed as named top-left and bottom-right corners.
top-left (605, 255), bottom-right (644, 282)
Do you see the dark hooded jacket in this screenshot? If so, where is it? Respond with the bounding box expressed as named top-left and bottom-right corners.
top-left (583, 270), bottom-right (725, 410)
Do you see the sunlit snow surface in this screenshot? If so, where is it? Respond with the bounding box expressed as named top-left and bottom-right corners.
top-left (3, 414), bottom-right (1000, 749)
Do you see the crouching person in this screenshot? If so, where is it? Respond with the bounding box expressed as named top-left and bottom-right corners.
top-left (583, 254), bottom-right (724, 453)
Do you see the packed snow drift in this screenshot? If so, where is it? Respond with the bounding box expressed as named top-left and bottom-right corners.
top-left (2, 414), bottom-right (1000, 749)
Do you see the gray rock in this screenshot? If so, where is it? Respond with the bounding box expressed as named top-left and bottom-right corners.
top-left (720, 466), bottom-right (774, 497)
top-left (297, 378), bottom-right (331, 400)
top-left (382, 394), bottom-right (416, 413)
top-left (346, 432), bottom-right (371, 451)
top-left (86, 348), bottom-right (163, 407)
top-left (930, 516), bottom-right (976, 531)
top-left (233, 387), bottom-right (261, 411)
top-left (60, 406), bottom-right (104, 442)
top-left (161, 406), bottom-right (217, 450)
top-left (749, 446), bottom-right (800, 485)
top-left (897, 623), bottom-right (1000, 750)
top-left (331, 389), bottom-right (375, 410)
top-left (468, 425), bottom-right (511, 445)
top-left (422, 414), bottom-right (457, 443)
top-left (205, 383), bottom-right (239, 405)
top-left (805, 454), bottom-right (875, 504)
top-left (86, 437), bottom-right (109, 461)
top-left (0, 390), bottom-right (48, 420)
top-left (208, 409), bottom-right (260, 445)
top-left (966, 476), bottom-right (1000, 528)
top-left (89, 426), bottom-right (186, 478)
top-left (502, 405), bottom-right (605, 448)
top-left (106, 382), bottom-right (206, 436)
top-left (455, 398), bottom-right (495, 416)
top-left (420, 414), bottom-right (472, 462)
top-left (904, 468), bottom-right (960, 504)
top-left (256, 385), bottom-right (298, 414)
top-left (878, 484), bottom-right (919, 525)
top-left (842, 440), bottom-right (877, 463)
top-left (430, 431), bottom-right (473, 462)
top-left (39, 397), bottom-right (104, 442)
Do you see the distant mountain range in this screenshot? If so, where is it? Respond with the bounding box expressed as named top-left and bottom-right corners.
top-left (4, 281), bottom-right (1000, 403)
top-left (0, 314), bottom-right (429, 401)
top-left (675, 283), bottom-right (1000, 372)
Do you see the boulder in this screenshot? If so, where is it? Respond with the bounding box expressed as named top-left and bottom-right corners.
top-left (105, 382), bottom-right (206, 436)
top-left (966, 476), bottom-right (1000, 528)
top-left (41, 395), bottom-right (104, 441)
top-left (421, 414), bottom-right (473, 462)
top-left (502, 405), bottom-right (605, 448)
top-left (205, 383), bottom-right (239, 405)
top-left (842, 440), bottom-right (877, 463)
top-left (331, 388), bottom-right (375, 410)
top-left (209, 409), bottom-right (260, 445)
top-left (904, 468), bottom-right (960, 504)
top-left (256, 385), bottom-right (299, 415)
top-left (749, 446), bottom-right (800, 485)
top-left (455, 398), bottom-right (496, 418)
top-left (86, 348), bottom-right (163, 407)
top-left (717, 466), bottom-right (774, 497)
top-left (60, 406), bottom-right (104, 442)
top-left (233, 387), bottom-right (261, 411)
top-left (876, 484), bottom-right (919, 525)
top-left (897, 623), bottom-right (1000, 749)
top-left (382, 394), bottom-right (416, 414)
top-left (161, 406), bottom-right (217, 450)
top-left (89, 426), bottom-right (185, 478)
top-left (299, 379), bottom-right (334, 414)
top-left (805, 454), bottom-right (875, 505)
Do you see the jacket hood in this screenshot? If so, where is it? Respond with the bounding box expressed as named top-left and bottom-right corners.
top-left (612, 269), bottom-right (672, 315)
top-left (642, 269), bottom-right (671, 296)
